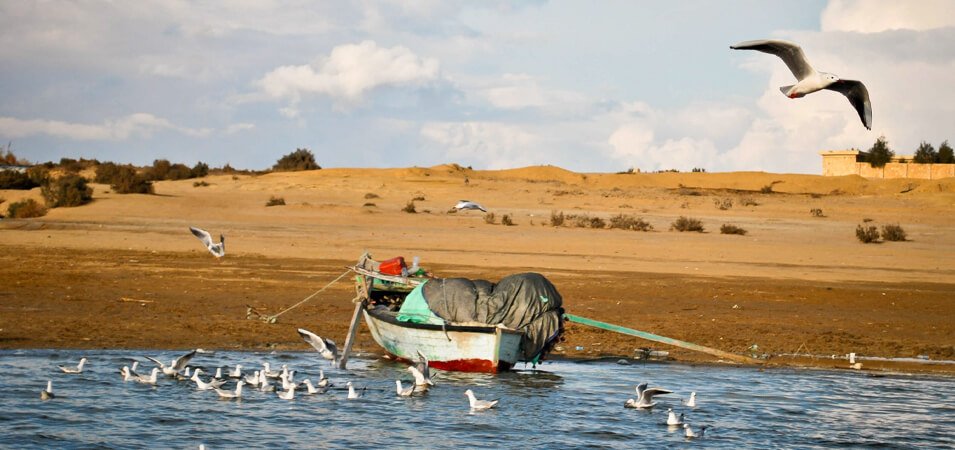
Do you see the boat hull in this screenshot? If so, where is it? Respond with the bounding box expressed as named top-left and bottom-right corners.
top-left (362, 308), bottom-right (523, 373)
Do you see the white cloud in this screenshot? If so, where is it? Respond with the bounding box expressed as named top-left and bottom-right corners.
top-left (258, 40), bottom-right (441, 107)
top-left (0, 113), bottom-right (211, 140)
top-left (471, 73), bottom-right (589, 113)
top-left (822, 0), bottom-right (955, 33)
top-left (607, 121), bottom-right (721, 172)
top-left (224, 123), bottom-right (255, 135)
top-left (420, 121), bottom-right (550, 169)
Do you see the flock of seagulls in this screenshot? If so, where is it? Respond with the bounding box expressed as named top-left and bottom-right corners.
top-left (624, 382), bottom-right (707, 440)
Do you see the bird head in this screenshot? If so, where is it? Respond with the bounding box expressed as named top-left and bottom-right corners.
top-left (823, 72), bottom-right (840, 83)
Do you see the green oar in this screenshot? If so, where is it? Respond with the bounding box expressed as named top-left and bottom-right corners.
top-left (564, 313), bottom-right (762, 365)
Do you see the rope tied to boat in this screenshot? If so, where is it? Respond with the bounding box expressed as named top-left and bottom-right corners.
top-left (260, 269), bottom-right (351, 324)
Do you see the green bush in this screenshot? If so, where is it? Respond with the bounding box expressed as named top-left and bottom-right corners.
top-left (881, 224), bottom-right (907, 241)
top-left (0, 170), bottom-right (39, 189)
top-left (7, 198), bottom-right (47, 218)
top-left (191, 162), bottom-right (209, 178)
top-left (671, 216), bottom-right (704, 232)
top-left (720, 224), bottom-right (747, 235)
top-left (913, 141), bottom-right (937, 164)
top-left (938, 141), bottom-right (954, 164)
top-left (41, 175), bottom-right (92, 207)
top-left (856, 224), bottom-right (880, 243)
top-left (109, 166), bottom-right (153, 194)
top-left (866, 136), bottom-right (894, 168)
top-left (273, 148), bottom-right (321, 171)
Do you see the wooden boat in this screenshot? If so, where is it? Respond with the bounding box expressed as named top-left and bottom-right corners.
top-left (352, 265), bottom-right (524, 373)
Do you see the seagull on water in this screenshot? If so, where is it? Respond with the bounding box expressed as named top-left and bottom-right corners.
top-left (683, 392), bottom-right (697, 408)
top-left (395, 380), bottom-right (416, 397)
top-left (684, 423), bottom-right (708, 439)
top-left (135, 367), bottom-right (161, 385)
top-left (145, 349), bottom-right (196, 377)
top-left (228, 365), bottom-right (243, 379)
top-left (277, 387), bottom-right (295, 400)
top-left (667, 408), bottom-right (685, 426)
top-left (58, 357), bottom-right (88, 374)
top-left (302, 379), bottom-right (326, 395)
top-left (191, 368), bottom-right (226, 391)
top-left (346, 382), bottom-right (363, 400)
top-left (315, 369), bottom-right (329, 389)
top-left (453, 200), bottom-right (487, 213)
top-left (297, 328), bottom-right (339, 364)
top-left (625, 382), bottom-right (672, 409)
top-left (261, 362), bottom-right (282, 379)
top-left (41, 380), bottom-right (55, 400)
top-left (730, 39), bottom-right (871, 130)
top-left (407, 365), bottom-right (433, 389)
top-left (464, 389), bottom-right (499, 410)
top-left (189, 226), bottom-right (225, 259)
top-left (214, 381), bottom-right (245, 400)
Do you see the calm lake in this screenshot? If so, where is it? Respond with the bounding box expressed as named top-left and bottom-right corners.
top-left (1, 349), bottom-right (953, 449)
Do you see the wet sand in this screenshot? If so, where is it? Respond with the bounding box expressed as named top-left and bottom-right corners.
top-left (2, 166), bottom-right (954, 374)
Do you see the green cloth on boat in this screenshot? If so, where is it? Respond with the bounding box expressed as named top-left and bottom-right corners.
top-left (396, 280), bottom-right (444, 325)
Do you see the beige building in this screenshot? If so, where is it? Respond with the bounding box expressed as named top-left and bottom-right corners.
top-left (820, 150), bottom-right (955, 179)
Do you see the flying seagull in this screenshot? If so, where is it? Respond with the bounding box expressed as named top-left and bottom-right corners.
top-left (731, 39), bottom-right (872, 130)
top-left (464, 389), bottom-right (499, 410)
top-left (297, 328), bottom-right (339, 364)
top-left (407, 365), bottom-right (433, 389)
top-left (453, 200), bottom-right (487, 213)
top-left (189, 226), bottom-right (225, 259)
top-left (145, 349), bottom-right (196, 377)
top-left (58, 357), bottom-right (88, 374)
top-left (625, 382), bottom-right (672, 409)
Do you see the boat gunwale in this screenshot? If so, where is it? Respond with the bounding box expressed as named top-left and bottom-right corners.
top-left (364, 306), bottom-right (523, 336)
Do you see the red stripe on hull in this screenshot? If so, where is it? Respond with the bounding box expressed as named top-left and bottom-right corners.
top-left (388, 354), bottom-right (513, 373)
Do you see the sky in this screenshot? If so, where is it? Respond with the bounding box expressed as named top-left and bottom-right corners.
top-left (1, 0), bottom-right (953, 174)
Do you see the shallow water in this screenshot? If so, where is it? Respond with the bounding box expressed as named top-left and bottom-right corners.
top-left (1, 349), bottom-right (953, 449)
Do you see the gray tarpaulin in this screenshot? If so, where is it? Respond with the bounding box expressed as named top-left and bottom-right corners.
top-left (422, 273), bottom-right (564, 361)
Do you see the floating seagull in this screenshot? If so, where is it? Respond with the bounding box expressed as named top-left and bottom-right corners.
top-left (145, 349), bottom-right (196, 377)
top-left (58, 357), bottom-right (88, 374)
top-left (684, 392), bottom-right (697, 408)
top-left (302, 379), bottom-right (325, 395)
top-left (277, 387), bottom-right (295, 400)
top-left (464, 389), bottom-right (498, 410)
top-left (730, 39), bottom-right (871, 130)
top-left (395, 380), bottom-right (416, 397)
top-left (41, 380), bottom-right (55, 400)
top-left (297, 328), bottom-right (339, 364)
top-left (316, 369), bottom-right (329, 389)
top-left (135, 368), bottom-right (161, 385)
top-left (228, 365), bottom-right (243, 379)
top-left (625, 382), bottom-right (672, 409)
top-left (453, 200), bottom-right (487, 213)
top-left (261, 362), bottom-right (282, 379)
top-left (346, 382), bottom-right (363, 400)
top-left (243, 371), bottom-right (261, 387)
top-left (189, 226), bottom-right (225, 259)
top-left (120, 366), bottom-right (135, 382)
top-left (684, 423), bottom-right (708, 439)
top-left (214, 381), bottom-right (245, 400)
top-left (191, 368), bottom-right (226, 391)
top-left (214, 367), bottom-right (224, 380)
top-left (667, 408), bottom-right (685, 426)
top-left (407, 365), bottom-right (433, 389)
top-left (259, 377), bottom-right (276, 392)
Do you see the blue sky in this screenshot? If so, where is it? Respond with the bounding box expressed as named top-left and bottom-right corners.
top-left (2, 1), bottom-right (953, 173)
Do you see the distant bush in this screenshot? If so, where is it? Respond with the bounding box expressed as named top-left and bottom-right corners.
top-left (364, 193), bottom-right (380, 199)
top-left (501, 214), bottom-right (514, 226)
top-left (856, 224), bottom-right (880, 243)
top-left (720, 224), bottom-right (748, 235)
top-left (587, 216), bottom-right (606, 229)
top-left (866, 136), bottom-right (894, 168)
top-left (881, 224), bottom-right (907, 241)
top-left (671, 216), bottom-right (704, 232)
top-left (193, 181), bottom-right (210, 187)
top-left (759, 185), bottom-right (773, 194)
top-left (549, 210), bottom-right (565, 227)
top-left (484, 212), bottom-right (496, 224)
top-left (42, 175), bottom-right (92, 207)
top-left (938, 141), bottom-right (954, 164)
top-left (608, 214), bottom-right (653, 231)
top-left (106, 165), bottom-right (153, 194)
top-left (363, 202), bottom-right (376, 207)
top-left (402, 201), bottom-right (417, 213)
top-left (7, 198), bottom-right (47, 218)
top-left (913, 141), bottom-right (937, 164)
top-left (412, 195), bottom-right (426, 202)
top-left (810, 208), bottom-right (825, 217)
top-left (739, 197), bottom-right (758, 207)
top-left (691, 167), bottom-right (706, 172)
top-left (713, 198), bottom-right (733, 210)
top-left (273, 148), bottom-right (320, 172)
top-left (266, 196), bottom-right (286, 206)
top-left (0, 170), bottom-right (39, 190)
top-left (58, 157), bottom-right (83, 173)
top-left (191, 162), bottom-right (209, 178)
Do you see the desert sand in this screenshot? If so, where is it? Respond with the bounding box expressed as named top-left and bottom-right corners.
top-left (2, 165), bottom-right (954, 374)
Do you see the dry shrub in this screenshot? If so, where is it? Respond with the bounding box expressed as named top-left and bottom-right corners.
top-left (42, 174), bottom-right (92, 207)
top-left (402, 201), bottom-right (417, 213)
top-left (266, 196), bottom-right (286, 206)
top-left (720, 224), bottom-right (747, 235)
top-left (502, 214), bottom-right (514, 226)
top-left (549, 210), bottom-right (565, 227)
top-left (588, 216), bottom-right (606, 229)
top-left (608, 214), bottom-right (653, 231)
top-left (7, 198), bottom-right (47, 218)
top-left (363, 202), bottom-right (377, 207)
top-left (760, 184), bottom-right (774, 194)
top-left (364, 193), bottom-right (380, 199)
top-left (412, 195), bottom-right (426, 201)
top-left (671, 216), bottom-right (704, 232)
top-left (856, 224), bottom-right (880, 243)
top-left (484, 213), bottom-right (496, 224)
top-left (739, 197), bottom-right (758, 206)
top-left (881, 224), bottom-right (907, 241)
top-left (713, 198), bottom-right (733, 210)
top-left (810, 208), bottom-right (825, 217)
top-left (193, 181), bottom-right (210, 187)
top-left (273, 148), bottom-right (320, 171)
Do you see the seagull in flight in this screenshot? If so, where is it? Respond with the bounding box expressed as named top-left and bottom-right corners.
top-left (145, 349), bottom-right (196, 377)
top-left (731, 39), bottom-right (872, 130)
top-left (297, 328), bottom-right (339, 364)
top-left (453, 200), bottom-right (487, 213)
top-left (189, 226), bottom-right (225, 259)
top-left (464, 389), bottom-right (499, 410)
top-left (407, 365), bottom-right (433, 389)
top-left (58, 357), bottom-right (88, 374)
top-left (625, 382), bottom-right (672, 409)
top-left (41, 380), bottom-right (55, 400)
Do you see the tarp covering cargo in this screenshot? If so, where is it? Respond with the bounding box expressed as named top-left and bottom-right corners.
top-left (421, 273), bottom-right (564, 361)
